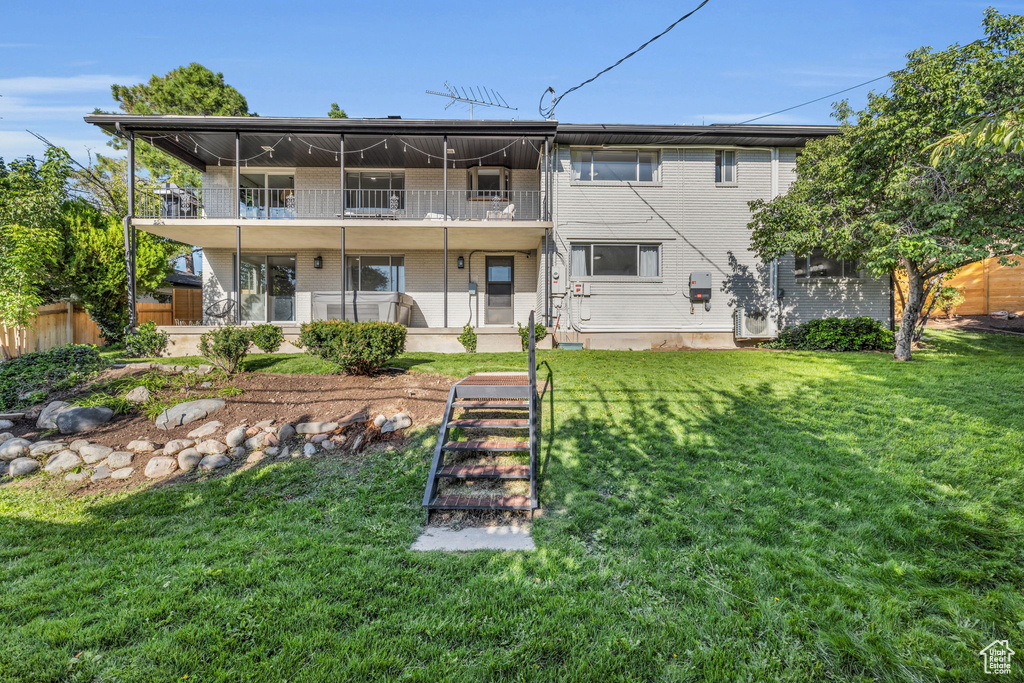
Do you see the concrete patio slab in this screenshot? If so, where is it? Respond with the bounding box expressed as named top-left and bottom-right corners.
top-left (411, 525), bottom-right (535, 552)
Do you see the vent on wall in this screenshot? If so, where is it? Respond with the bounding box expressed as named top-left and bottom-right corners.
top-left (735, 308), bottom-right (778, 339)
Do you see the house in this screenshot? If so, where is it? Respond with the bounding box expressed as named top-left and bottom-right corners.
top-left (84, 114), bottom-right (893, 353)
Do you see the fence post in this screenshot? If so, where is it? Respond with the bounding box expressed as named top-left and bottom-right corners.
top-left (66, 301), bottom-right (74, 344)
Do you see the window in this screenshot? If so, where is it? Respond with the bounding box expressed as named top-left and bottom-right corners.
top-left (346, 255), bottom-right (405, 292)
top-left (572, 150), bottom-right (659, 182)
top-left (469, 167), bottom-right (510, 199)
top-left (794, 248), bottom-right (862, 279)
top-left (571, 244), bottom-right (660, 277)
top-left (715, 150), bottom-right (736, 184)
top-left (239, 172), bottom-right (295, 218)
top-left (233, 253), bottom-right (297, 322)
top-left (346, 171), bottom-right (405, 210)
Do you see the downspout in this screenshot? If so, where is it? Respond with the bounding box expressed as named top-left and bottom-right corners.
top-left (443, 135), bottom-right (448, 328)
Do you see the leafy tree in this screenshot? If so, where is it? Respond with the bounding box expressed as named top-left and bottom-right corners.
top-left (748, 9), bottom-right (1024, 361)
top-left (0, 149), bottom-right (70, 357)
top-left (328, 103), bottom-right (348, 118)
top-left (930, 112), bottom-right (1024, 163)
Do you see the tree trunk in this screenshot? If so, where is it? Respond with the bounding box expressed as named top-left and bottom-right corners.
top-left (895, 260), bottom-right (925, 361)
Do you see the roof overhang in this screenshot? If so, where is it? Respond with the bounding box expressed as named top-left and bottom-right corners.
top-left (554, 123), bottom-right (839, 147)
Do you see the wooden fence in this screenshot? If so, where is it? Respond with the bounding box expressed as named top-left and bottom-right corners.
top-left (944, 257), bottom-right (1024, 315)
top-left (0, 302), bottom-right (175, 358)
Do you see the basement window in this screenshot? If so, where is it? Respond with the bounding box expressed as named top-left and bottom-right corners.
top-left (794, 248), bottom-right (862, 279)
top-left (571, 243), bottom-right (660, 277)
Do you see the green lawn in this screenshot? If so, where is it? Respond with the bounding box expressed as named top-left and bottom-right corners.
top-left (4, 330), bottom-right (1023, 681)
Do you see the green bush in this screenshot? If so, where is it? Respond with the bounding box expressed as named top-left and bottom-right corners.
top-left (517, 322), bottom-right (548, 351)
top-left (762, 317), bottom-right (894, 352)
top-left (933, 285), bottom-right (965, 318)
top-left (298, 320), bottom-right (406, 375)
top-left (458, 324), bottom-right (477, 353)
top-left (0, 344), bottom-right (106, 411)
top-left (124, 320), bottom-right (170, 358)
top-left (199, 325), bottom-right (252, 374)
top-left (250, 324), bottom-right (284, 353)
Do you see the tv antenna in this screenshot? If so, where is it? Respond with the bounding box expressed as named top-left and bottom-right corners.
top-left (425, 82), bottom-right (517, 119)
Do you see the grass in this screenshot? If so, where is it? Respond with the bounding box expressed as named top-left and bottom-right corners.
top-left (3, 329), bottom-right (1023, 681)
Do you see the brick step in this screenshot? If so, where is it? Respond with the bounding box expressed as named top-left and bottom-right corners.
top-left (455, 400), bottom-right (528, 409)
top-left (426, 494), bottom-right (532, 511)
top-left (437, 464), bottom-right (531, 479)
top-left (447, 418), bottom-right (530, 429)
top-left (442, 440), bottom-right (529, 452)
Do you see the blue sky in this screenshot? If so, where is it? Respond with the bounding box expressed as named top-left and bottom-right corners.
top-left (3, 0), bottom-right (1023, 162)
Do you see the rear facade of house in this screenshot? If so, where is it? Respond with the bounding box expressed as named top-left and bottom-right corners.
top-left (86, 115), bottom-right (892, 353)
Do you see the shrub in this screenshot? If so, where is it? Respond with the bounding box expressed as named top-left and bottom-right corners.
top-left (933, 285), bottom-right (965, 318)
top-left (0, 344), bottom-right (106, 411)
top-left (250, 324), bottom-right (284, 353)
top-left (458, 324), bottom-right (477, 353)
top-left (199, 325), bottom-right (252, 374)
top-left (298, 320), bottom-right (406, 375)
top-left (517, 321), bottom-right (548, 351)
top-left (762, 316), bottom-right (894, 352)
top-left (124, 320), bottom-right (170, 358)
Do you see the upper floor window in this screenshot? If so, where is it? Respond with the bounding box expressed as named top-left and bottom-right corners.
top-left (571, 243), bottom-right (660, 277)
top-left (715, 150), bottom-right (736, 185)
top-left (794, 248), bottom-right (862, 279)
top-left (346, 171), bottom-right (405, 210)
top-left (572, 150), bottom-right (659, 183)
top-left (469, 166), bottom-right (510, 199)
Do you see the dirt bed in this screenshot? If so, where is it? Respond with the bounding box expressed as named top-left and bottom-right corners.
top-left (926, 314), bottom-right (1024, 335)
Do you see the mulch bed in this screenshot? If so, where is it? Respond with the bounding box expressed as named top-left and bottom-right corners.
top-left (926, 314), bottom-right (1024, 336)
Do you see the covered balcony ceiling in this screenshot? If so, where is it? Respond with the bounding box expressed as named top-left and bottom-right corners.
top-left (84, 115), bottom-right (557, 171)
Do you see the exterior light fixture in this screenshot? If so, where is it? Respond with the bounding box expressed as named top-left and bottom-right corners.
top-left (457, 256), bottom-right (465, 269)
top-left (313, 255), bottom-right (323, 269)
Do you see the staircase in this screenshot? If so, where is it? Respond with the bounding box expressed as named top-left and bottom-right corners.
top-left (422, 312), bottom-right (541, 519)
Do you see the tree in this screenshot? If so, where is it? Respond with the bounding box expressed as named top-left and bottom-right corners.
top-left (0, 149), bottom-right (70, 357)
top-left (328, 103), bottom-right (348, 118)
top-left (930, 112), bottom-right (1024, 163)
top-left (748, 9), bottom-right (1024, 361)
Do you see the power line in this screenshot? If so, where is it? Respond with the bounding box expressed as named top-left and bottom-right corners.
top-left (539, 0), bottom-right (713, 118)
top-left (734, 73), bottom-right (895, 125)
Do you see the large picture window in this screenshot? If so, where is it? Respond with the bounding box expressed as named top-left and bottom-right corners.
top-left (345, 171), bottom-right (405, 212)
top-left (794, 248), bottom-right (862, 279)
top-left (346, 255), bottom-right (405, 292)
top-left (572, 150), bottom-right (659, 182)
top-left (571, 244), bottom-right (660, 277)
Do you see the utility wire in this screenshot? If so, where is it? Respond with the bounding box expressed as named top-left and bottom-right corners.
top-left (539, 0), bottom-right (713, 118)
top-left (734, 73), bottom-right (895, 125)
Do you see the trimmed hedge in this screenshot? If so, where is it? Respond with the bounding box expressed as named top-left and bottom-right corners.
top-left (250, 324), bottom-right (284, 353)
top-left (762, 316), bottom-right (894, 352)
top-left (125, 321), bottom-right (170, 358)
top-left (0, 344), bottom-right (106, 411)
top-left (298, 320), bottom-right (407, 375)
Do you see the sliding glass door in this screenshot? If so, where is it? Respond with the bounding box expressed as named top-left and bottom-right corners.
top-left (236, 254), bottom-right (296, 322)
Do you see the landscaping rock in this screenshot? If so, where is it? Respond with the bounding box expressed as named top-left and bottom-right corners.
top-left (254, 419), bottom-right (275, 431)
top-left (106, 451), bottom-right (134, 469)
top-left (199, 381), bottom-right (213, 389)
top-left (177, 448), bottom-right (202, 471)
top-left (155, 399), bottom-right (225, 431)
top-left (186, 420), bottom-right (224, 439)
top-left (264, 433), bottom-right (279, 446)
top-left (0, 420), bottom-right (13, 430)
top-left (244, 433), bottom-right (266, 450)
top-left (277, 424), bottom-right (296, 441)
top-left (57, 406), bottom-right (114, 435)
top-left (303, 443), bottom-right (317, 457)
top-left (0, 432), bottom-right (12, 445)
top-left (125, 386), bottom-right (151, 404)
top-left (199, 454), bottom-right (230, 471)
top-left (373, 414), bottom-right (387, 429)
top-left (225, 427), bottom-right (247, 448)
top-left (144, 456), bottom-right (178, 478)
top-left (90, 466), bottom-right (112, 482)
top-left (110, 467), bottom-right (134, 479)
top-left (30, 441), bottom-right (67, 456)
top-left (65, 471), bottom-right (89, 483)
top-left (339, 410), bottom-right (369, 426)
top-left (230, 446), bottom-right (245, 459)
top-left (43, 450), bottom-right (82, 474)
top-left (79, 444), bottom-right (114, 464)
top-left (196, 364), bottom-right (215, 376)
top-left (296, 421), bottom-right (338, 435)
top-left (36, 401), bottom-right (70, 429)
top-left (9, 457), bottom-right (39, 477)
top-left (196, 440), bottom-right (228, 455)
top-left (0, 438), bottom-right (31, 461)
top-left (0, 462), bottom-right (7, 477)
top-left (69, 439), bottom-right (90, 452)
top-left (163, 439), bottom-right (194, 456)
top-left (127, 439), bottom-right (159, 453)
top-left (321, 440), bottom-right (337, 451)
top-left (263, 447), bottom-right (279, 457)
top-left (246, 451), bottom-right (265, 463)
top-left (310, 434), bottom-right (328, 444)
top-left (381, 413), bottom-right (413, 434)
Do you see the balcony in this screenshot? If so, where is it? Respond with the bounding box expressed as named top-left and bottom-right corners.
top-left (137, 185), bottom-right (543, 222)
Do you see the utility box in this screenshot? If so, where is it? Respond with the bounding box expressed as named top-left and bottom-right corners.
top-left (689, 272), bottom-right (712, 302)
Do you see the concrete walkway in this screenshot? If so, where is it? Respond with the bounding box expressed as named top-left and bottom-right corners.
top-left (411, 525), bottom-right (535, 552)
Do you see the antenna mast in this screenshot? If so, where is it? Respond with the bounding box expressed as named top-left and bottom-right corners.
top-left (425, 82), bottom-right (517, 119)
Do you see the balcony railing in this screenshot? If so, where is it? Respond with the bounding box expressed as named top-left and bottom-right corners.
top-left (136, 186), bottom-right (544, 221)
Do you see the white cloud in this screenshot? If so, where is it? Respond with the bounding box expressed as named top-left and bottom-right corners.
top-left (0, 74), bottom-right (139, 96)
top-left (0, 96), bottom-right (95, 120)
top-left (0, 130), bottom-right (116, 162)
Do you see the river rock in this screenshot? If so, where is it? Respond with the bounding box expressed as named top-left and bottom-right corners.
top-left (37, 401), bottom-right (70, 429)
top-left (69, 439), bottom-right (90, 452)
top-left (144, 456), bottom-right (178, 478)
top-left (246, 451), bottom-right (265, 463)
top-left (110, 467), bottom-right (134, 479)
top-left (372, 414), bottom-right (387, 428)
top-left (79, 444), bottom-right (114, 464)
top-left (225, 427), bottom-right (247, 448)
top-left (155, 399), bottom-right (225, 431)
top-left (196, 440), bottom-right (228, 455)
top-left (244, 433), bottom-right (266, 450)
top-left (57, 406), bottom-right (114, 435)
top-left (0, 461), bottom-right (7, 476)
top-left (196, 364), bottom-right (215, 376)
top-left (43, 450), bottom-right (82, 474)
top-left (30, 441), bottom-right (67, 456)
top-left (90, 466), bottom-right (112, 482)
top-left (0, 420), bottom-right (13, 430)
top-left (277, 424), bottom-right (296, 441)
top-left (303, 443), bottom-right (317, 457)
top-left (9, 457), bottom-right (39, 477)
top-left (125, 386), bottom-right (151, 404)
top-left (296, 421), bottom-right (338, 435)
top-left (0, 432), bottom-right (12, 445)
top-left (162, 439), bottom-right (194, 455)
top-left (199, 454), bottom-right (230, 471)
top-left (186, 420), bottom-right (223, 439)
top-left (177, 448), bottom-right (202, 471)
top-left (264, 447), bottom-right (280, 457)
top-left (0, 438), bottom-right (31, 461)
top-left (65, 471), bottom-right (89, 483)
top-left (127, 439), bottom-right (159, 453)
top-left (381, 413), bottom-right (413, 433)
top-left (254, 419), bottom-right (275, 431)
top-left (106, 451), bottom-right (134, 469)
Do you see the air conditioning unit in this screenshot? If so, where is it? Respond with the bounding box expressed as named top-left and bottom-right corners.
top-left (735, 308), bottom-right (778, 339)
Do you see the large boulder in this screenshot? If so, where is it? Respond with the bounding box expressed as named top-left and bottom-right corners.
top-left (9, 457), bottom-right (39, 477)
top-left (43, 450), bottom-right (82, 474)
top-left (155, 399), bottom-right (225, 431)
top-left (57, 406), bottom-right (114, 435)
top-left (199, 454), bottom-right (231, 471)
top-left (0, 438), bottom-right (31, 461)
top-left (79, 444), bottom-right (114, 465)
top-left (36, 401), bottom-right (70, 429)
top-left (144, 456), bottom-right (178, 478)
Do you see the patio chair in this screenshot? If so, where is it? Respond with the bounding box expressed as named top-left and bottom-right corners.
top-left (204, 298), bottom-right (236, 322)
